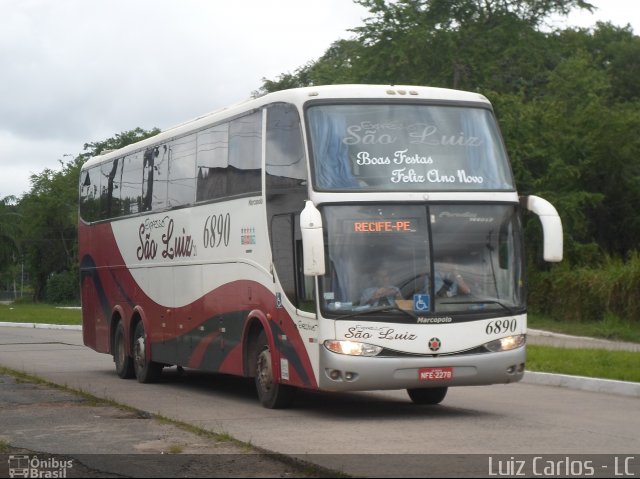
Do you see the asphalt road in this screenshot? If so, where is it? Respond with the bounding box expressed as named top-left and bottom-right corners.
top-left (0, 325), bottom-right (639, 477)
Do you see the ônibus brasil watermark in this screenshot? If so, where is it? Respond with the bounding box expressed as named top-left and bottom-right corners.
top-left (8, 455), bottom-right (73, 478)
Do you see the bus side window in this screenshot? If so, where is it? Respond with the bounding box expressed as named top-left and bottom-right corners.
top-left (295, 236), bottom-right (316, 313)
top-left (120, 152), bottom-right (143, 215)
top-left (196, 123), bottom-right (229, 201)
top-left (100, 158), bottom-right (122, 219)
top-left (266, 103), bottom-right (314, 313)
top-left (168, 134), bottom-right (196, 207)
top-left (228, 111), bottom-right (262, 196)
top-left (271, 214), bottom-right (297, 306)
top-left (270, 214), bottom-right (315, 313)
top-left (80, 166), bottom-right (101, 222)
top-left (142, 147), bottom-right (156, 211)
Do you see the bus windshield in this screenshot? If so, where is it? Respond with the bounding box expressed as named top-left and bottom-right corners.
top-left (319, 204), bottom-right (525, 318)
top-left (307, 103), bottom-right (513, 191)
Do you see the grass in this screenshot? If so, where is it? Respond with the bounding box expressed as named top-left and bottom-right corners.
top-left (528, 313), bottom-right (640, 343)
top-left (167, 444), bottom-right (185, 454)
top-left (0, 439), bottom-right (9, 453)
top-left (0, 303), bottom-right (81, 325)
top-left (0, 303), bottom-right (637, 382)
top-left (526, 345), bottom-right (640, 383)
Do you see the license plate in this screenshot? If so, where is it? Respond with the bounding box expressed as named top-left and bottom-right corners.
top-left (418, 367), bottom-right (453, 381)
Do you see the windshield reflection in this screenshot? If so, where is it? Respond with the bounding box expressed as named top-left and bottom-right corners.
top-left (307, 104), bottom-right (514, 192)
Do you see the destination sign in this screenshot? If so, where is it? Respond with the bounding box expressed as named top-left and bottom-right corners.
top-left (351, 219), bottom-right (415, 233)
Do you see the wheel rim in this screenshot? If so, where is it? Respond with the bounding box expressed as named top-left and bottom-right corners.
top-left (134, 335), bottom-right (146, 370)
top-left (256, 348), bottom-right (273, 393)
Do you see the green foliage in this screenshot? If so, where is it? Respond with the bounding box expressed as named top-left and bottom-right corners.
top-left (529, 312), bottom-right (640, 343)
top-left (0, 128), bottom-right (159, 301)
top-left (45, 270), bottom-right (79, 304)
top-left (0, 303), bottom-right (81, 324)
top-left (79, 127), bottom-right (161, 161)
top-left (257, 0), bottom-right (640, 324)
top-left (0, 196), bottom-right (21, 272)
top-left (529, 253), bottom-right (640, 323)
top-left (527, 345), bottom-right (640, 382)
top-left (19, 159), bottom-right (82, 300)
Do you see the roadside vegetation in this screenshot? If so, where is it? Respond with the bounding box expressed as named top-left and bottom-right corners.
top-left (526, 345), bottom-right (640, 383)
top-left (0, 302), bottom-right (80, 325)
top-left (528, 313), bottom-right (640, 344)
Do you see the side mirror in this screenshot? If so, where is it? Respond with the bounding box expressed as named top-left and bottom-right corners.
top-left (521, 195), bottom-right (563, 262)
top-left (300, 201), bottom-right (326, 276)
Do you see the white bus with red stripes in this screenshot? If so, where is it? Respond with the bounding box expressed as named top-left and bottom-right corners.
top-left (79, 85), bottom-right (562, 408)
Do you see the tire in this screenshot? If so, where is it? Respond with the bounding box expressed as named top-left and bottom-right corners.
top-left (254, 331), bottom-right (294, 409)
top-left (113, 321), bottom-right (134, 379)
top-left (133, 321), bottom-right (162, 383)
top-left (407, 387), bottom-right (448, 405)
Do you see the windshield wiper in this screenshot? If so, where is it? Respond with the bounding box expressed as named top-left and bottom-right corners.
top-left (331, 305), bottom-right (418, 321)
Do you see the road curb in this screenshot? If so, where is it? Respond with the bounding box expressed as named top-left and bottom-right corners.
top-left (0, 322), bottom-right (82, 331)
top-left (522, 371), bottom-right (640, 398)
top-left (528, 328), bottom-right (640, 352)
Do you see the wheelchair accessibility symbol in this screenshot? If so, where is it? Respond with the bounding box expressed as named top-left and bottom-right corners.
top-left (413, 294), bottom-right (430, 312)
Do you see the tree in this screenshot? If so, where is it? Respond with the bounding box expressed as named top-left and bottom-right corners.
top-left (17, 127), bottom-right (160, 301)
top-left (19, 158), bottom-right (84, 301)
top-left (0, 196), bottom-right (22, 296)
top-left (259, 0), bottom-right (594, 94)
top-left (0, 197), bottom-right (20, 265)
top-left (78, 127), bottom-right (160, 161)
top-left (258, 0), bottom-right (640, 267)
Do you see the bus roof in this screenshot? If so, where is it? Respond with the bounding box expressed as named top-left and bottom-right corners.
top-left (82, 84), bottom-right (491, 170)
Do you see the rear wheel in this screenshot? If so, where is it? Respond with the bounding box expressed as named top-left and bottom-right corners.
top-left (407, 387), bottom-right (448, 405)
top-left (254, 331), bottom-right (294, 409)
top-left (114, 321), bottom-right (134, 379)
top-left (133, 321), bottom-right (162, 383)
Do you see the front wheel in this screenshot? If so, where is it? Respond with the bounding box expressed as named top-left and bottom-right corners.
top-left (133, 321), bottom-right (162, 383)
top-left (407, 387), bottom-right (448, 405)
top-left (254, 331), bottom-right (294, 409)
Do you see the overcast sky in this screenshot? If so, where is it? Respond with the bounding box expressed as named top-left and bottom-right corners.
top-left (1, 0), bottom-right (638, 199)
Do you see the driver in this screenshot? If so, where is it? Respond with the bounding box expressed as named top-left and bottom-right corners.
top-left (360, 270), bottom-right (403, 306)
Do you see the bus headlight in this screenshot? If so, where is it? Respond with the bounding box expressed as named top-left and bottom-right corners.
top-left (324, 340), bottom-right (383, 357)
top-left (484, 334), bottom-right (526, 352)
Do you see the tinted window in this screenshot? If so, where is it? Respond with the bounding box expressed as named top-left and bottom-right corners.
top-left (100, 159), bottom-right (122, 218)
top-left (120, 152), bottom-right (143, 215)
top-left (196, 111), bottom-right (263, 201)
top-left (228, 111), bottom-right (262, 196)
top-left (79, 166), bottom-right (101, 222)
top-left (266, 103), bottom-right (306, 187)
top-left (307, 104), bottom-right (514, 192)
top-left (168, 134), bottom-right (196, 207)
top-left (145, 145), bottom-right (169, 211)
top-left (196, 123), bottom-right (229, 201)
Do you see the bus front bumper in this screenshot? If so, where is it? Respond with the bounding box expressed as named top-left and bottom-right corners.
top-left (318, 346), bottom-right (526, 392)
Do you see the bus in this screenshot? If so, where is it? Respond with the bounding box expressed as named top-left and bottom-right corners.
top-left (79, 84), bottom-right (562, 408)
